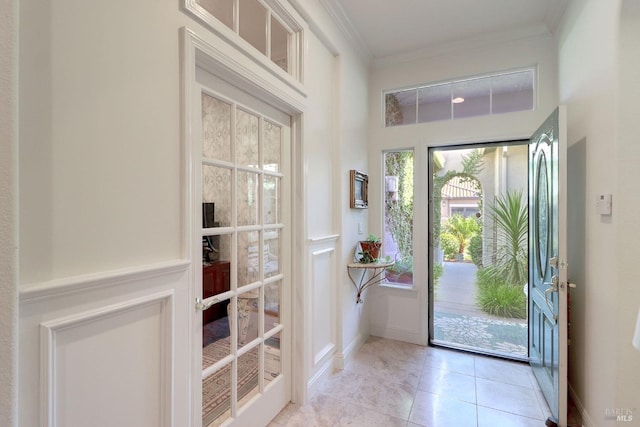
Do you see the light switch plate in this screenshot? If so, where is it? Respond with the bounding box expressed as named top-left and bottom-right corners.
top-left (597, 194), bottom-right (612, 215)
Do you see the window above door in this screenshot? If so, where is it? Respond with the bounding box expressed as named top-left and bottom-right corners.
top-left (384, 68), bottom-right (536, 127)
top-left (183, 0), bottom-right (304, 83)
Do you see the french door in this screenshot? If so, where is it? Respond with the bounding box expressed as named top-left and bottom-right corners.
top-left (191, 70), bottom-right (291, 427)
top-left (528, 106), bottom-right (568, 426)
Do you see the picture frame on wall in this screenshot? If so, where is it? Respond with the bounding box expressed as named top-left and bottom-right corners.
top-left (350, 170), bottom-right (368, 209)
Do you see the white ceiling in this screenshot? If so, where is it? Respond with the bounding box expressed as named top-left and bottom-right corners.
top-left (323, 0), bottom-right (569, 60)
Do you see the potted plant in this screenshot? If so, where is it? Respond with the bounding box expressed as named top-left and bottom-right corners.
top-left (358, 233), bottom-right (382, 263)
top-left (385, 256), bottom-right (413, 284)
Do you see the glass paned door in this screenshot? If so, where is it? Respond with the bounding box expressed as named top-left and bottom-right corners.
top-left (196, 81), bottom-right (290, 426)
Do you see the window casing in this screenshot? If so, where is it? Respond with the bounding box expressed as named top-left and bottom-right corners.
top-left (183, 0), bottom-right (303, 81)
top-left (385, 69), bottom-right (535, 127)
top-left (383, 150), bottom-right (414, 287)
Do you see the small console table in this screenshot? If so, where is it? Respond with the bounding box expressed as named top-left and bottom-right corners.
top-left (347, 261), bottom-right (394, 303)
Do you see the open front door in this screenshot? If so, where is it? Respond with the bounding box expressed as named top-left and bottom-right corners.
top-left (528, 107), bottom-right (568, 427)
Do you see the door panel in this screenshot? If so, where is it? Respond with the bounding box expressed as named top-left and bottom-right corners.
top-left (528, 107), bottom-right (567, 426)
top-left (194, 70), bottom-right (291, 427)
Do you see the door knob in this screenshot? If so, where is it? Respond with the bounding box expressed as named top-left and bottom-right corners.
top-left (195, 296), bottom-right (218, 311)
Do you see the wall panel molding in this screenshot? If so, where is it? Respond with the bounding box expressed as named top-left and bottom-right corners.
top-left (310, 246), bottom-right (336, 369)
top-left (19, 261), bottom-right (190, 427)
top-left (39, 291), bottom-right (174, 427)
top-left (20, 259), bottom-right (189, 302)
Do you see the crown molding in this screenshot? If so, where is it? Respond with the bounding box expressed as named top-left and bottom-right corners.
top-left (373, 23), bottom-right (552, 70)
top-left (318, 0), bottom-right (373, 63)
top-left (543, 0), bottom-right (570, 35)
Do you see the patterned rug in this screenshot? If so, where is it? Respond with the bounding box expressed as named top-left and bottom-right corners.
top-left (202, 338), bottom-right (259, 426)
top-left (433, 311), bottom-right (527, 357)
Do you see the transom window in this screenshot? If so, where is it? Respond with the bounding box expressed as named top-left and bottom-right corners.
top-left (385, 69), bottom-right (535, 127)
top-left (184, 0), bottom-right (302, 80)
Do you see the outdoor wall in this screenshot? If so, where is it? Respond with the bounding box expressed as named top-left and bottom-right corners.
top-left (367, 33), bottom-right (558, 344)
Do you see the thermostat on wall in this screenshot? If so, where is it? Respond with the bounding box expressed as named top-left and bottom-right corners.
top-left (597, 194), bottom-right (612, 215)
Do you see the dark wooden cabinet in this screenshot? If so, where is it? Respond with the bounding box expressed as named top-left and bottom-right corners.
top-left (203, 261), bottom-right (230, 326)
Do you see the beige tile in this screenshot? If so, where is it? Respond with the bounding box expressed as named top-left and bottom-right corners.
top-left (477, 406), bottom-right (544, 427)
top-left (270, 394), bottom-right (348, 427)
top-left (347, 349), bottom-right (423, 389)
top-left (409, 390), bottom-right (477, 426)
top-left (359, 336), bottom-right (428, 365)
top-left (337, 402), bottom-right (407, 427)
top-left (476, 378), bottom-right (544, 420)
top-left (474, 356), bottom-right (533, 388)
top-left (418, 365), bottom-right (476, 403)
top-left (315, 369), bottom-right (365, 401)
top-left (423, 347), bottom-right (476, 376)
top-left (350, 373), bottom-right (416, 420)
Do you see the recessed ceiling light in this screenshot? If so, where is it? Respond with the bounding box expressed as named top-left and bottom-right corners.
top-left (452, 97), bottom-right (465, 104)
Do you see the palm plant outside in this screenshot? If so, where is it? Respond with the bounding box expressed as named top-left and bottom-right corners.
top-left (443, 214), bottom-right (480, 256)
top-left (488, 190), bottom-right (528, 286)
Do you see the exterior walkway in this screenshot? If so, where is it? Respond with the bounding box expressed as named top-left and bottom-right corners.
top-left (434, 261), bottom-right (528, 358)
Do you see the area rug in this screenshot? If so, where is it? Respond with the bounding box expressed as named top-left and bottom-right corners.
top-left (202, 338), bottom-right (259, 426)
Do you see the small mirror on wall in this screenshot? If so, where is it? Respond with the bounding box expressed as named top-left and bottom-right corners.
top-left (350, 170), bottom-right (368, 209)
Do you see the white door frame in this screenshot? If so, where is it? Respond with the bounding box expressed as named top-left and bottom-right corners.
top-left (180, 27), bottom-right (307, 425)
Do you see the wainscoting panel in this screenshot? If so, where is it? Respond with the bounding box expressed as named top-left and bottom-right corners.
top-left (306, 236), bottom-right (338, 387)
top-left (41, 292), bottom-right (173, 427)
top-left (311, 247), bottom-right (336, 367)
top-left (19, 260), bottom-right (190, 427)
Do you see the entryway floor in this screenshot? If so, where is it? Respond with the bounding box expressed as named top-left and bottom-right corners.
top-left (269, 336), bottom-right (555, 426)
top-left (434, 261), bottom-right (528, 358)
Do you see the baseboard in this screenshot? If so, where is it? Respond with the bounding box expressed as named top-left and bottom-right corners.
top-left (333, 332), bottom-right (368, 370)
top-left (569, 383), bottom-right (594, 427)
top-left (306, 354), bottom-right (334, 399)
top-left (369, 324), bottom-right (422, 345)
top-left (306, 333), bottom-right (369, 400)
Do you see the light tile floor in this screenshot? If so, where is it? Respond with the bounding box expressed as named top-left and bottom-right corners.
top-left (269, 336), bottom-right (561, 427)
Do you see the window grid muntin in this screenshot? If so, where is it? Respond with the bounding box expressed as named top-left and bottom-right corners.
top-left (186, 0), bottom-right (299, 79)
top-left (199, 87), bottom-right (287, 422)
top-left (385, 68), bottom-right (536, 127)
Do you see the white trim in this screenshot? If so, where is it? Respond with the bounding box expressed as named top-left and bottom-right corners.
top-left (182, 25), bottom-right (303, 421)
top-left (308, 234), bottom-right (339, 244)
top-left (568, 383), bottom-right (594, 427)
top-left (305, 353), bottom-right (333, 398)
top-left (40, 290), bottom-right (174, 427)
top-left (313, 343), bottom-right (335, 366)
top-left (333, 332), bottom-right (367, 370)
top-left (310, 246), bottom-right (336, 369)
top-left (373, 23), bottom-right (551, 69)
top-left (181, 0), bottom-right (307, 89)
top-left (316, 0), bottom-right (372, 62)
top-left (19, 260), bottom-right (189, 302)
top-left (185, 29), bottom-right (306, 113)
top-left (369, 324), bottom-right (422, 346)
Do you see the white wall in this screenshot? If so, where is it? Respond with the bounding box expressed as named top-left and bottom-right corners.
top-left (0, 0), bottom-right (18, 426)
top-left (557, 1), bottom-right (629, 425)
top-left (19, 0), bottom-right (183, 284)
top-left (367, 34), bottom-right (558, 344)
top-left (14, 0), bottom-right (370, 423)
top-left (616, 1), bottom-right (640, 421)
